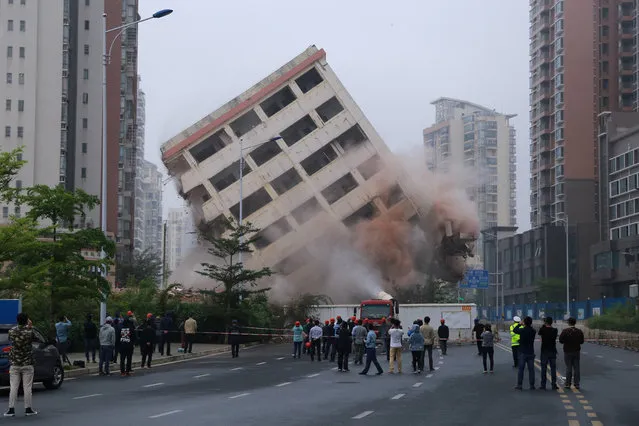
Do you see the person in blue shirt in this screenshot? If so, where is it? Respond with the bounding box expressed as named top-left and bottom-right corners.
top-left (291, 321), bottom-right (304, 359)
top-left (358, 323), bottom-right (383, 376)
top-left (55, 316), bottom-right (72, 366)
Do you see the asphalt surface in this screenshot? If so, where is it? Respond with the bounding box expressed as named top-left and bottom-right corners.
top-left (0, 338), bottom-right (637, 425)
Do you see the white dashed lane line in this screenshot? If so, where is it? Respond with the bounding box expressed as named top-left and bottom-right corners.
top-left (149, 410), bottom-right (182, 419)
top-left (307, 373), bottom-right (320, 378)
top-left (438, 361), bottom-right (444, 365)
top-left (193, 373), bottom-right (210, 379)
top-left (276, 382), bottom-right (292, 387)
top-left (412, 382), bottom-right (423, 388)
top-left (352, 411), bottom-right (374, 419)
top-left (426, 374), bottom-right (433, 378)
top-left (72, 393), bottom-right (102, 400)
top-left (614, 360), bottom-right (623, 363)
top-left (276, 357), bottom-right (285, 360)
top-left (229, 392), bottom-right (251, 399)
top-left (434, 367), bottom-right (440, 370)
top-left (231, 367), bottom-right (243, 371)
top-left (143, 383), bottom-right (164, 388)
top-left (331, 367), bottom-right (338, 371)
top-left (256, 362), bottom-right (267, 366)
top-left (391, 394), bottom-right (405, 400)
top-left (596, 355), bottom-right (603, 358)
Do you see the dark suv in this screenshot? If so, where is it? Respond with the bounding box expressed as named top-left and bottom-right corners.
top-left (0, 326), bottom-right (64, 390)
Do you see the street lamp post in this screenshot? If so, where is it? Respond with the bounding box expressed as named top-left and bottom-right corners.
top-left (553, 215), bottom-right (570, 319)
top-left (482, 231), bottom-right (502, 327)
top-left (100, 8), bottom-right (173, 325)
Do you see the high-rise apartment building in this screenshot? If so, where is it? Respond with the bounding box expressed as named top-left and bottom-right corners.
top-left (423, 97), bottom-right (517, 260)
top-left (0, 0), bottom-right (103, 225)
top-left (133, 78), bottom-right (162, 254)
top-left (165, 207), bottom-right (197, 273)
top-left (529, 0), bottom-right (638, 228)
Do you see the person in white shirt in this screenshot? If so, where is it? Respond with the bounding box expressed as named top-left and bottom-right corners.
top-left (308, 320), bottom-right (323, 362)
top-left (388, 319), bottom-right (404, 374)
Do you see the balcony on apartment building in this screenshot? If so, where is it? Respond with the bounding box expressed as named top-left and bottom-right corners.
top-left (619, 21), bottom-right (635, 39)
top-left (620, 59), bottom-right (634, 75)
top-left (619, 2), bottom-right (635, 22)
top-left (620, 77), bottom-right (636, 94)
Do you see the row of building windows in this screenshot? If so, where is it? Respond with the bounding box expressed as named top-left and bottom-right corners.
top-left (609, 196), bottom-right (639, 221)
top-left (610, 221), bottom-right (639, 240)
top-left (609, 147), bottom-right (639, 174)
top-left (609, 172), bottom-right (639, 197)
top-left (5, 99), bottom-right (24, 111)
top-left (502, 240), bottom-right (544, 263)
top-left (5, 72), bottom-right (24, 84)
top-left (503, 265), bottom-right (546, 289)
top-left (6, 19), bottom-right (26, 32)
top-left (6, 46), bottom-right (26, 58)
top-left (1, 206), bottom-right (21, 219)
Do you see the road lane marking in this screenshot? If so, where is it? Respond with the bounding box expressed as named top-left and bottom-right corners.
top-left (231, 367), bottom-right (243, 371)
top-left (352, 411), bottom-right (374, 419)
top-left (568, 421), bottom-right (579, 426)
top-left (596, 355), bottom-right (603, 358)
top-left (575, 394), bottom-right (584, 399)
top-left (426, 374), bottom-right (433, 378)
top-left (580, 400), bottom-right (589, 404)
top-left (567, 412), bottom-right (577, 417)
top-left (66, 378), bottom-right (77, 381)
top-left (256, 362), bottom-right (266, 365)
top-left (331, 367), bottom-right (338, 370)
top-left (72, 393), bottom-right (102, 400)
top-left (149, 410), bottom-right (182, 419)
top-left (591, 421), bottom-right (603, 426)
top-left (391, 394), bottom-right (405, 400)
top-left (143, 383), bottom-right (164, 388)
top-left (276, 357), bottom-right (285, 360)
top-left (229, 393), bottom-right (251, 399)
top-left (193, 373), bottom-right (210, 379)
top-left (412, 382), bottom-right (423, 388)
top-left (276, 382), bottom-right (292, 387)
top-left (614, 359), bottom-right (623, 363)
top-left (582, 351), bottom-right (588, 354)
top-left (587, 412), bottom-right (597, 418)
top-left (434, 367), bottom-right (440, 370)
top-left (564, 405), bottom-right (574, 410)
top-left (307, 373), bottom-right (320, 378)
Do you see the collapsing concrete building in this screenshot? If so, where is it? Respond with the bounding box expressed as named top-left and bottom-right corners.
top-left (160, 46), bottom-right (477, 299)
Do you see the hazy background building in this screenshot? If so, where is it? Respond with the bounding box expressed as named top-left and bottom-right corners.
top-left (424, 98), bottom-right (517, 262)
top-left (165, 207), bottom-right (197, 274)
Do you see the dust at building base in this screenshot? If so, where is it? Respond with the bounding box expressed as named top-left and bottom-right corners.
top-left (160, 46), bottom-right (479, 302)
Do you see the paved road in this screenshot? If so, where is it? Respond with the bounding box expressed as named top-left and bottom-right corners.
top-left (1, 339), bottom-right (637, 425)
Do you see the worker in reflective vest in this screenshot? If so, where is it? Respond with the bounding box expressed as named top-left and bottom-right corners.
top-left (510, 316), bottom-right (522, 367)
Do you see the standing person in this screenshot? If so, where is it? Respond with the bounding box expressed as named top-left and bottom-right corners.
top-left (351, 320), bottom-right (367, 365)
top-left (302, 319), bottom-right (312, 355)
top-left (379, 317), bottom-right (391, 361)
top-left (336, 321), bottom-right (352, 372)
top-left (228, 319), bottom-right (241, 358)
top-left (84, 314), bottom-right (98, 364)
top-left (4, 313), bottom-right (38, 417)
top-left (330, 317), bottom-right (342, 362)
top-left (308, 320), bottom-right (323, 362)
top-left (388, 319), bottom-right (404, 374)
top-left (509, 316), bottom-right (522, 368)
top-left (112, 316), bottom-right (123, 364)
top-left (359, 323), bottom-right (383, 376)
top-left (119, 317), bottom-right (136, 376)
top-left (538, 316), bottom-right (559, 390)
top-left (292, 321), bottom-right (304, 359)
top-left (184, 315), bottom-right (197, 354)
top-left (438, 319), bottom-right (449, 355)
top-left (98, 317), bottom-right (115, 376)
top-left (321, 320), bottom-right (331, 358)
top-left (472, 319), bottom-right (484, 356)
top-left (420, 316), bottom-right (436, 372)
top-left (139, 319), bottom-right (156, 369)
top-left (511, 316), bottom-right (536, 390)
top-left (480, 324), bottom-right (495, 374)
top-left (55, 316), bottom-right (72, 366)
top-left (408, 324), bottom-right (425, 374)
top-left (158, 312), bottom-right (173, 356)
top-left (559, 317), bottom-right (585, 390)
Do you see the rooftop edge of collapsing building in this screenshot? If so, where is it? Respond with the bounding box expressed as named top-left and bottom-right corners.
top-left (160, 45), bottom-right (326, 160)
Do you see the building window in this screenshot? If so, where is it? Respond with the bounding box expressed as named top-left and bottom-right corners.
top-left (81, 168), bottom-right (87, 179)
top-left (82, 118), bottom-right (88, 129)
top-left (209, 160), bottom-right (251, 192)
top-left (17, 100), bottom-right (23, 112)
top-left (321, 173), bottom-right (358, 204)
top-left (343, 202), bottom-right (376, 228)
top-left (16, 153), bottom-right (21, 161)
top-left (357, 154), bottom-right (382, 180)
top-left (14, 206), bottom-right (20, 217)
top-left (300, 144), bottom-right (339, 176)
top-left (84, 20), bottom-right (90, 30)
top-left (85, 0), bottom-right (89, 5)
top-left (8, 0), bottom-right (13, 5)
top-left (229, 188), bottom-right (272, 220)
top-left (270, 168), bottom-right (303, 195)
top-left (333, 125), bottom-right (368, 151)
top-left (279, 115), bottom-right (317, 147)
top-left (189, 129), bottom-right (231, 163)
top-left (4, 126), bottom-right (10, 138)
top-left (20, 0), bottom-right (25, 4)
top-left (84, 44), bottom-right (89, 55)
top-left (7, 46), bottom-right (12, 58)
top-left (249, 138), bottom-right (282, 166)
top-left (253, 218), bottom-right (292, 249)
top-left (6, 73), bottom-right (12, 84)
top-left (295, 67), bottom-right (323, 93)
top-left (17, 126), bottom-right (23, 138)
top-left (5, 99), bottom-right (10, 111)
top-left (273, 248), bottom-right (312, 276)
top-left (81, 142), bottom-right (87, 154)
top-left (316, 97), bottom-right (344, 123)
top-left (291, 197), bottom-right (323, 225)
top-left (82, 93), bottom-right (88, 104)
top-left (7, 20), bottom-right (13, 31)
top-left (18, 73), bottom-right (23, 85)
top-left (229, 110), bottom-right (262, 138)
top-left (259, 86), bottom-right (296, 117)
top-left (19, 20), bottom-right (25, 32)
top-left (83, 69), bottom-right (89, 80)
top-left (15, 180), bottom-right (21, 189)
top-left (2, 207), bottom-right (7, 219)
top-left (19, 47), bottom-right (24, 58)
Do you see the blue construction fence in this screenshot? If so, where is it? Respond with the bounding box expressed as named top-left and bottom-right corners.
top-left (477, 297), bottom-right (634, 322)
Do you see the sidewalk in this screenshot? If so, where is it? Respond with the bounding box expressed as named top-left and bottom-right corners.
top-left (64, 343), bottom-right (253, 378)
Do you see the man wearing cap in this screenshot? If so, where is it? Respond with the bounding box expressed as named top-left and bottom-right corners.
top-left (438, 319), bottom-right (449, 355)
top-left (510, 316), bottom-right (522, 367)
top-left (99, 317), bottom-right (115, 376)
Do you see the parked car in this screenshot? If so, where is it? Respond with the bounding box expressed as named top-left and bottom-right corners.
top-left (0, 326), bottom-right (64, 390)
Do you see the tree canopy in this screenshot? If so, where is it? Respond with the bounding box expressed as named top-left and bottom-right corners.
top-left (117, 248), bottom-right (164, 286)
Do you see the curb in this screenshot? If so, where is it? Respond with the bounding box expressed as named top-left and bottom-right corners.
top-left (65, 342), bottom-right (260, 378)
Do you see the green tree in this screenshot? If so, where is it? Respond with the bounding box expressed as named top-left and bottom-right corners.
top-left (196, 217), bottom-right (272, 322)
top-left (535, 278), bottom-right (566, 303)
top-left (117, 248), bottom-right (164, 286)
top-left (0, 147), bottom-right (26, 200)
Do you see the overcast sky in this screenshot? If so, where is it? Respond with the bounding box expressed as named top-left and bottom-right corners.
top-left (138, 0), bottom-right (531, 231)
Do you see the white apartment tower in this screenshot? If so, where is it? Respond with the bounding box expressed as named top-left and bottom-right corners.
top-left (160, 46), bottom-right (419, 282)
top-left (423, 97), bottom-right (517, 259)
top-left (165, 207), bottom-right (197, 273)
top-left (0, 0), bottom-right (103, 225)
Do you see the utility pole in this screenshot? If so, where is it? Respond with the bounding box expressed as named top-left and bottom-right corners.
top-left (162, 221), bottom-right (168, 290)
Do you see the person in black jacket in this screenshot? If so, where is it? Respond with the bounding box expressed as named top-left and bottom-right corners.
top-left (472, 319), bottom-right (485, 355)
top-left (158, 313), bottom-right (173, 356)
top-left (512, 316), bottom-right (536, 390)
top-left (84, 314), bottom-right (98, 364)
top-left (438, 319), bottom-right (449, 355)
top-left (538, 316), bottom-right (558, 390)
top-left (336, 321), bottom-right (352, 372)
top-left (322, 320), bottom-right (332, 360)
top-left (112, 317), bottom-right (123, 364)
top-left (139, 320), bottom-right (156, 369)
top-left (229, 319), bottom-right (241, 358)
top-left (119, 318), bottom-right (137, 376)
